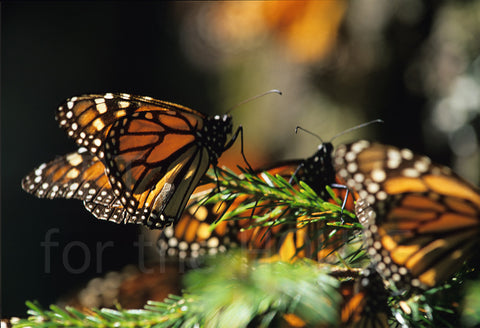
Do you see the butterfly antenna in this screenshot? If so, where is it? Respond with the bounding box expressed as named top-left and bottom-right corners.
top-left (295, 126), bottom-right (324, 143)
top-left (225, 89), bottom-right (282, 114)
top-left (330, 119), bottom-right (384, 142)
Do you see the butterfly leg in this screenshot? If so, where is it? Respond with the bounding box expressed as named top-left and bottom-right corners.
top-left (212, 165), bottom-right (222, 193)
top-left (330, 183), bottom-right (350, 224)
top-left (224, 126), bottom-right (254, 172)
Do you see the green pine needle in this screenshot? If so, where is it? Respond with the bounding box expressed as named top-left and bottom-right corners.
top-left (184, 253), bottom-right (340, 327)
top-left (200, 167), bottom-right (359, 229)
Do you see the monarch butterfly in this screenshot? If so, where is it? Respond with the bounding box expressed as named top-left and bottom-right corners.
top-left (334, 140), bottom-right (480, 289)
top-left (158, 143), bottom-right (355, 263)
top-left (22, 93), bottom-right (251, 229)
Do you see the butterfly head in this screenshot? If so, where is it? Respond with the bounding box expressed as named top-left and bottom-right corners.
top-left (316, 142), bottom-right (334, 158)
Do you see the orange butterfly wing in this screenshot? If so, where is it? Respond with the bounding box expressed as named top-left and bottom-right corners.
top-left (21, 149), bottom-right (133, 223)
top-left (157, 163), bottom-right (299, 261)
top-left (55, 93), bottom-right (205, 157)
top-left (24, 93), bottom-right (235, 229)
top-left (335, 140), bottom-right (480, 288)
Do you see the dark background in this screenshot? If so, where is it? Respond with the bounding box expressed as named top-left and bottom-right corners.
top-left (2, 2), bottom-right (215, 316)
top-left (2, 1), bottom-right (480, 317)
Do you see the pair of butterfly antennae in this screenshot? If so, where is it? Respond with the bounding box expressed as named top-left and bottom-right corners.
top-left (295, 119), bottom-right (384, 143)
top-left (226, 88), bottom-right (383, 141)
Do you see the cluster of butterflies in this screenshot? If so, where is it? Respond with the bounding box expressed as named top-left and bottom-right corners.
top-left (22, 93), bottom-right (480, 327)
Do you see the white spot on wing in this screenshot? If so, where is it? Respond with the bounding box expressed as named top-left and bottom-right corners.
top-left (66, 152), bottom-right (83, 166)
top-left (402, 168), bottom-right (420, 178)
top-left (414, 158), bottom-right (430, 172)
top-left (118, 101), bottom-right (130, 108)
top-left (354, 173), bottom-right (364, 183)
top-left (345, 151), bottom-right (356, 162)
top-left (377, 190), bottom-right (387, 200)
top-left (367, 182), bottom-right (379, 193)
top-left (96, 102), bottom-right (107, 114)
top-left (401, 148), bottom-right (413, 160)
top-left (208, 237), bottom-right (219, 248)
top-left (371, 169), bottom-right (386, 183)
top-left (347, 162), bottom-right (358, 173)
top-left (351, 140), bottom-right (369, 153)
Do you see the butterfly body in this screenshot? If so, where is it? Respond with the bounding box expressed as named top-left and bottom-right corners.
top-left (292, 142), bottom-right (336, 200)
top-left (23, 93), bottom-right (237, 229)
top-left (334, 140), bottom-right (480, 288)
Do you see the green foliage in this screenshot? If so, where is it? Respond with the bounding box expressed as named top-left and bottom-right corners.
top-left (13, 255), bottom-right (341, 328)
top-left (184, 254), bottom-right (341, 327)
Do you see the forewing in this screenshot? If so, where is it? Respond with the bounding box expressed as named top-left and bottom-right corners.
top-left (56, 93), bottom-right (204, 157)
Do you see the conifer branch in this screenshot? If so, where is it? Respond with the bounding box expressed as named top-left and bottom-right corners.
top-left (200, 167), bottom-right (359, 230)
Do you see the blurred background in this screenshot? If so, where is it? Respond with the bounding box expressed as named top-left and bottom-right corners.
top-left (2, 0), bottom-right (480, 317)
